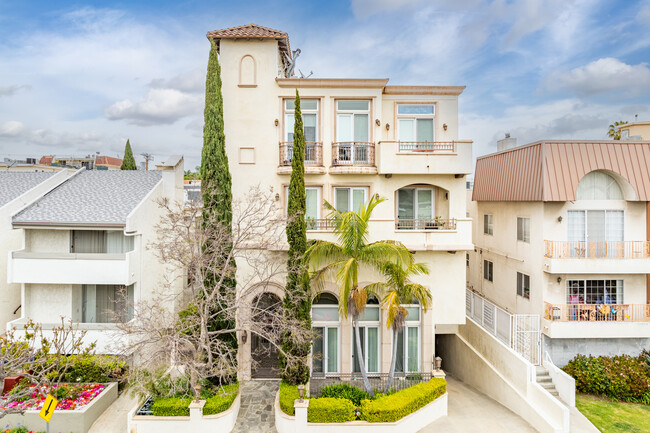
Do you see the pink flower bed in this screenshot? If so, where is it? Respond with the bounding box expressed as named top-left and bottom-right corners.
top-left (3, 383), bottom-right (105, 411)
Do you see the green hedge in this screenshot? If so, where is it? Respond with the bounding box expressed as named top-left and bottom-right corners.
top-left (307, 397), bottom-right (356, 423)
top-left (279, 381), bottom-right (300, 416)
top-left (563, 353), bottom-right (650, 404)
top-left (151, 397), bottom-right (192, 416)
top-left (42, 354), bottom-right (128, 385)
top-left (204, 383), bottom-right (239, 415)
top-left (360, 378), bottom-right (447, 422)
top-left (320, 383), bottom-right (370, 406)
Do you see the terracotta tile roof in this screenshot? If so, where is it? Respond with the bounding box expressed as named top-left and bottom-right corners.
top-left (472, 140), bottom-right (650, 202)
top-left (96, 155), bottom-right (123, 167)
top-left (206, 23), bottom-right (291, 62)
top-left (39, 155), bottom-right (54, 165)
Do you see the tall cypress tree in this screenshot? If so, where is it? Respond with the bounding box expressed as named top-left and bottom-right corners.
top-left (200, 40), bottom-right (238, 357)
top-left (120, 139), bottom-right (137, 170)
top-left (281, 90), bottom-right (311, 384)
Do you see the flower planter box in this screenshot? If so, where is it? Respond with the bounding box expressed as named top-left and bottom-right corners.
top-left (274, 389), bottom-right (447, 433)
top-left (2, 382), bottom-right (118, 433)
top-left (127, 391), bottom-right (240, 433)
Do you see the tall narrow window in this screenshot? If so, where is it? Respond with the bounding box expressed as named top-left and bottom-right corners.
top-left (286, 187), bottom-right (321, 229)
top-left (395, 304), bottom-right (421, 373)
top-left (312, 293), bottom-right (340, 375)
top-left (484, 214), bottom-right (493, 235)
top-left (336, 100), bottom-right (371, 165)
top-left (284, 99), bottom-right (319, 164)
top-left (352, 298), bottom-right (380, 374)
top-left (517, 217), bottom-right (530, 243)
top-left (516, 272), bottom-right (530, 299)
top-left (483, 260), bottom-right (493, 282)
top-left (397, 104), bottom-right (435, 150)
top-left (334, 187), bottom-right (368, 213)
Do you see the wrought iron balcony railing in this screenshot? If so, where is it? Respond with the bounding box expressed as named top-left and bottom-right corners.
top-left (331, 142), bottom-right (375, 167)
top-left (395, 218), bottom-right (457, 230)
top-left (279, 141), bottom-right (323, 166)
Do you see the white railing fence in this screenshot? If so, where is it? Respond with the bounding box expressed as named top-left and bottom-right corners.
top-left (466, 289), bottom-right (541, 365)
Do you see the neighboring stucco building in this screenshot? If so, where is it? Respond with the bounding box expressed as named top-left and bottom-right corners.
top-left (468, 140), bottom-right (650, 366)
top-left (6, 156), bottom-right (185, 353)
top-left (618, 120), bottom-right (650, 141)
top-left (207, 24), bottom-right (473, 379)
top-left (0, 171), bottom-right (73, 330)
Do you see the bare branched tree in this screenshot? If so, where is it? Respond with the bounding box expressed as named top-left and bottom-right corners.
top-left (120, 187), bottom-right (312, 399)
top-left (0, 318), bottom-right (95, 419)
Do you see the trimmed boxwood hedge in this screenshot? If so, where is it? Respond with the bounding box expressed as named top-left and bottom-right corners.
top-left (151, 397), bottom-right (192, 416)
top-left (204, 383), bottom-right (239, 415)
top-left (360, 378), bottom-right (447, 422)
top-left (151, 383), bottom-right (239, 416)
top-left (279, 381), bottom-right (300, 416)
top-left (307, 397), bottom-right (356, 423)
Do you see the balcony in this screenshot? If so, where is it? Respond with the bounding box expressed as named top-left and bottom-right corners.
top-left (395, 218), bottom-right (457, 231)
top-left (277, 141), bottom-right (325, 174)
top-left (329, 142), bottom-right (377, 174)
top-left (306, 218), bottom-right (334, 231)
top-left (543, 302), bottom-right (650, 339)
top-left (8, 250), bottom-right (138, 285)
top-left (376, 140), bottom-right (473, 175)
top-left (543, 240), bottom-right (650, 274)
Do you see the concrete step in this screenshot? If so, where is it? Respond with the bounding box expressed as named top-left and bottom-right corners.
top-left (535, 366), bottom-right (548, 375)
top-left (540, 382), bottom-right (556, 390)
top-left (536, 375), bottom-right (552, 383)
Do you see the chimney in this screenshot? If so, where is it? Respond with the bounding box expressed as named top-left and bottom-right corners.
top-left (156, 155), bottom-right (184, 204)
top-left (497, 133), bottom-right (517, 151)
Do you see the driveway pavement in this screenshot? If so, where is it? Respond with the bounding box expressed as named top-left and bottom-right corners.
top-left (419, 375), bottom-right (537, 433)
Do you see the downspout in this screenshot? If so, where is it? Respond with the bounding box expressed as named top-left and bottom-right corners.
top-left (647, 202), bottom-right (649, 304)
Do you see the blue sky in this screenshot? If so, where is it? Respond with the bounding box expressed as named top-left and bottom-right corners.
top-left (1, 0), bottom-right (649, 171)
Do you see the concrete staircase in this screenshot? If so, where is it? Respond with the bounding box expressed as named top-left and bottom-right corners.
top-left (536, 366), bottom-right (560, 398)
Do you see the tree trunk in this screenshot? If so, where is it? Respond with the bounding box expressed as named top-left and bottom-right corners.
top-left (353, 317), bottom-right (374, 397)
top-left (384, 326), bottom-right (399, 394)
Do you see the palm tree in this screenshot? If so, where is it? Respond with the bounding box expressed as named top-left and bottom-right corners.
top-left (305, 194), bottom-right (411, 396)
top-left (367, 262), bottom-right (432, 393)
top-left (607, 120), bottom-right (628, 140)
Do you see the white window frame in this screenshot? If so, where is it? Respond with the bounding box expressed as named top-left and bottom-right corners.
top-left (484, 214), bottom-right (493, 235)
top-left (566, 279), bottom-right (624, 305)
top-left (397, 187), bottom-right (435, 222)
top-left (516, 272), bottom-right (530, 299)
top-left (393, 304), bottom-right (421, 373)
top-left (334, 187), bottom-right (368, 213)
top-left (352, 302), bottom-right (380, 375)
top-left (336, 100), bottom-right (371, 143)
top-left (517, 217), bottom-right (530, 243)
top-left (396, 104), bottom-right (435, 145)
top-left (284, 99), bottom-right (319, 143)
top-left (285, 186), bottom-right (321, 221)
top-left (311, 297), bottom-right (340, 376)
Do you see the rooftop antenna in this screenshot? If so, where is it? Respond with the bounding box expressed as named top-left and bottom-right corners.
top-left (299, 69), bottom-right (313, 78)
top-left (141, 153), bottom-right (154, 171)
top-left (635, 114), bottom-right (638, 121)
top-left (284, 48), bottom-right (301, 78)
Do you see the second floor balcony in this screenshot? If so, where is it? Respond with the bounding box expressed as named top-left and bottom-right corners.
top-left (330, 142), bottom-right (377, 174)
top-left (278, 141), bottom-right (325, 174)
top-left (543, 240), bottom-right (650, 274)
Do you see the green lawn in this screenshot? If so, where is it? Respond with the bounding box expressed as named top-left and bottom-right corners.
top-left (577, 393), bottom-right (650, 433)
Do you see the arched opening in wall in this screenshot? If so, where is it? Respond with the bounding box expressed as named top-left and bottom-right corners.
top-left (395, 184), bottom-right (451, 230)
top-left (239, 55), bottom-right (256, 87)
top-left (576, 171), bottom-right (624, 200)
top-left (250, 291), bottom-right (282, 378)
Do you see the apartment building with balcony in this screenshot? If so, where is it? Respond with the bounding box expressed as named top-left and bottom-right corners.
top-left (208, 24), bottom-right (473, 379)
top-left (467, 139), bottom-right (650, 366)
top-left (5, 156), bottom-right (184, 353)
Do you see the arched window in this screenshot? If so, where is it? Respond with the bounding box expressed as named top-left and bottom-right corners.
top-left (577, 171), bottom-right (623, 200)
top-left (239, 55), bottom-right (256, 86)
top-left (312, 293), bottom-right (339, 375)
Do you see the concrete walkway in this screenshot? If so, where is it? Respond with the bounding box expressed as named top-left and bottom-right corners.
top-left (87, 390), bottom-right (138, 433)
top-left (232, 379), bottom-right (280, 433)
top-left (419, 375), bottom-right (537, 432)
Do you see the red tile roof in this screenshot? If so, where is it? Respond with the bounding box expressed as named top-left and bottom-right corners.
top-left (473, 140), bottom-right (650, 202)
top-left (206, 23), bottom-right (291, 60)
top-left (39, 155), bottom-right (54, 165)
top-left (96, 156), bottom-right (123, 167)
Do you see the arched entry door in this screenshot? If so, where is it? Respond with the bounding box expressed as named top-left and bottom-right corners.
top-left (250, 292), bottom-right (281, 378)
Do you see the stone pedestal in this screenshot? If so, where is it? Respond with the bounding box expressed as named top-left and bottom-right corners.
top-left (294, 399), bottom-right (310, 432)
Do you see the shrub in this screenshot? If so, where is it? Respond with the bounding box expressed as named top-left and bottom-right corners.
top-left (563, 353), bottom-right (650, 404)
top-left (320, 383), bottom-right (370, 406)
top-left (360, 378), bottom-right (446, 422)
top-left (307, 397), bottom-right (356, 423)
top-left (42, 354), bottom-right (128, 385)
top-left (279, 381), bottom-right (300, 416)
top-left (151, 397), bottom-right (192, 416)
top-left (203, 383), bottom-right (239, 415)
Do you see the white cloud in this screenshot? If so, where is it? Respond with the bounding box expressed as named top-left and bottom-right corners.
top-left (150, 69), bottom-right (205, 94)
top-left (545, 58), bottom-right (650, 97)
top-left (0, 85), bottom-right (30, 97)
top-left (0, 121), bottom-right (26, 137)
top-left (105, 87), bottom-right (202, 126)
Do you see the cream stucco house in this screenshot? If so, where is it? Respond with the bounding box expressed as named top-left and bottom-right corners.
top-left (5, 156), bottom-right (185, 353)
top-left (206, 24), bottom-right (473, 379)
top-left (467, 139), bottom-right (650, 366)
